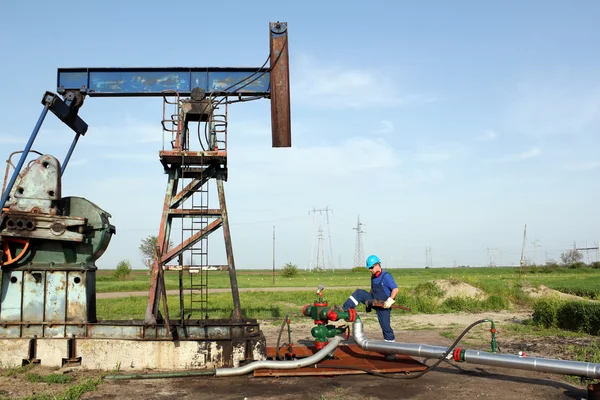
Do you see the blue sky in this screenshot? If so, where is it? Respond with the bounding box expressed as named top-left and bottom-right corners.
top-left (1, 1), bottom-right (599, 270)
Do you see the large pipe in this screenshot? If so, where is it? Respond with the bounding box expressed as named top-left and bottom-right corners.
top-left (352, 318), bottom-right (600, 379)
top-left (105, 335), bottom-right (343, 380)
top-left (215, 335), bottom-right (343, 377)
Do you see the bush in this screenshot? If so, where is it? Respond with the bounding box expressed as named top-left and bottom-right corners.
top-left (113, 260), bottom-right (132, 280)
top-left (569, 261), bottom-right (587, 269)
top-left (591, 261), bottom-right (600, 269)
top-left (533, 298), bottom-right (600, 335)
top-left (351, 266), bottom-right (364, 273)
top-left (281, 262), bottom-right (298, 277)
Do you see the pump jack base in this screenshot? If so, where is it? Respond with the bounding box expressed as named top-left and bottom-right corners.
top-left (255, 344), bottom-right (428, 377)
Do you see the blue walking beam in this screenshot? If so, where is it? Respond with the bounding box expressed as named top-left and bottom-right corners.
top-left (57, 67), bottom-right (271, 97)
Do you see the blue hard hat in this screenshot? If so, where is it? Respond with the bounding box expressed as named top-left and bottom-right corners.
top-left (366, 255), bottom-right (381, 269)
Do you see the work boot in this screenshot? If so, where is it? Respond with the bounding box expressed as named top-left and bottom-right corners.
top-left (384, 354), bottom-right (398, 361)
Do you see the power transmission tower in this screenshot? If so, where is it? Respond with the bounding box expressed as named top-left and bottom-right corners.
top-left (531, 238), bottom-right (541, 265)
top-left (486, 247), bottom-right (500, 267)
top-left (353, 215), bottom-right (365, 268)
top-left (576, 242), bottom-right (599, 264)
top-left (316, 224), bottom-right (325, 271)
top-left (425, 247), bottom-right (432, 268)
top-left (308, 206), bottom-right (334, 271)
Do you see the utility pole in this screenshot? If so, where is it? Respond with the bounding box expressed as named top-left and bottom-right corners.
top-left (519, 224), bottom-right (527, 279)
top-left (272, 225), bottom-right (275, 285)
top-left (353, 215), bottom-right (365, 268)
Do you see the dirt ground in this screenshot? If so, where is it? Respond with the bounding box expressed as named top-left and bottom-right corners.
top-left (0, 310), bottom-right (596, 400)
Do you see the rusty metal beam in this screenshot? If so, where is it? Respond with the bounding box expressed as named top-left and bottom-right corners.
top-left (168, 209), bottom-right (222, 217)
top-left (161, 218), bottom-right (222, 265)
top-left (269, 21), bottom-right (291, 148)
top-left (164, 264), bottom-right (229, 271)
top-left (170, 166), bottom-right (216, 209)
top-left (217, 178), bottom-right (242, 322)
top-left (145, 169), bottom-right (178, 324)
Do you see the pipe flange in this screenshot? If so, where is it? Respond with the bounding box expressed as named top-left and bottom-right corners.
top-left (50, 221), bottom-right (66, 236)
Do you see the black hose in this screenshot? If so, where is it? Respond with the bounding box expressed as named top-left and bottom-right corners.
top-left (316, 319), bottom-right (490, 379)
top-left (275, 314), bottom-right (289, 361)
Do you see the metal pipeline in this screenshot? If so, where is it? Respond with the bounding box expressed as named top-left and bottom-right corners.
top-left (215, 335), bottom-right (343, 377)
top-left (352, 317), bottom-right (600, 379)
top-left (105, 335), bottom-right (344, 380)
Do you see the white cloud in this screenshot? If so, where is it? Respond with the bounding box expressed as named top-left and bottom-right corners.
top-left (291, 54), bottom-right (436, 109)
top-left (102, 152), bottom-right (156, 163)
top-left (519, 147), bottom-right (541, 159)
top-left (510, 79), bottom-right (600, 137)
top-left (233, 136), bottom-right (400, 176)
top-left (477, 130), bottom-right (497, 141)
top-left (0, 135), bottom-right (27, 144)
top-left (488, 146), bottom-right (541, 163)
top-left (373, 120), bottom-right (394, 134)
top-left (563, 161), bottom-right (600, 171)
top-left (413, 142), bottom-right (468, 163)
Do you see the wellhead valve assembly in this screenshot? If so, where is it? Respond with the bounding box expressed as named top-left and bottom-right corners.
top-left (301, 285), bottom-right (356, 349)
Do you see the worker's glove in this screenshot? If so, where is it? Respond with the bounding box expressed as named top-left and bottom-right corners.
top-left (383, 297), bottom-right (395, 308)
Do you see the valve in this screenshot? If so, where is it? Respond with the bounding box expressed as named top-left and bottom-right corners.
top-left (301, 286), bottom-right (356, 349)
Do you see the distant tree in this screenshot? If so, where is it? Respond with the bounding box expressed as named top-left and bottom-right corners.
top-left (139, 235), bottom-right (174, 271)
top-left (281, 262), bottom-right (298, 277)
top-left (113, 259), bottom-right (132, 280)
top-left (560, 249), bottom-right (583, 266)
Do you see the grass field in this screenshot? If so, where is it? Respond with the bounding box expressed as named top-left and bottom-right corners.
top-left (97, 265), bottom-right (600, 295)
top-left (95, 266), bottom-right (600, 321)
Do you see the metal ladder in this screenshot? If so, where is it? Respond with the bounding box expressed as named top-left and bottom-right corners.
top-left (182, 174), bottom-right (210, 320)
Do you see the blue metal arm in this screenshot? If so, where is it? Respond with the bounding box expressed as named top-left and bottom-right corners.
top-left (57, 67), bottom-right (271, 97)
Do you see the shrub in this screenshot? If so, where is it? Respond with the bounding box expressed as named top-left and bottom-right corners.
top-left (532, 298), bottom-right (600, 335)
top-left (591, 261), bottom-right (600, 269)
top-left (351, 266), bottom-right (364, 273)
top-left (569, 261), bottom-right (587, 269)
top-left (532, 297), bottom-right (562, 328)
top-left (281, 262), bottom-right (298, 277)
top-left (412, 281), bottom-right (445, 298)
top-left (113, 260), bottom-right (132, 280)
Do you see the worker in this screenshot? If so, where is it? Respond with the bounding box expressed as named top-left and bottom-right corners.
top-left (342, 254), bottom-right (399, 359)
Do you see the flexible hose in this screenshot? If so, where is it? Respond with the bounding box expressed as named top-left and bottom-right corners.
top-left (275, 314), bottom-right (289, 360)
top-left (318, 319), bottom-right (490, 379)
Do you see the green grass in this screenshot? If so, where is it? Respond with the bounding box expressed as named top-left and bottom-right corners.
top-left (1, 362), bottom-right (36, 377)
top-left (96, 266), bottom-right (600, 296)
top-left (97, 283), bottom-right (515, 320)
top-left (25, 373), bottom-right (73, 384)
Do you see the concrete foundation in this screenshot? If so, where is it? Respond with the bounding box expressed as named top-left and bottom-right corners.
top-left (1, 336), bottom-right (267, 370)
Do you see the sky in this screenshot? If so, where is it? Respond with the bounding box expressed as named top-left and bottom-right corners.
top-left (1, 1), bottom-right (599, 270)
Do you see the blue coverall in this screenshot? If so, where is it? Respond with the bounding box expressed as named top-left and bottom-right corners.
top-left (342, 271), bottom-right (397, 341)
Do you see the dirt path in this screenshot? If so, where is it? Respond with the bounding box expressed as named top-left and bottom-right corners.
top-left (0, 310), bottom-right (591, 400)
top-left (83, 312), bottom-right (589, 400)
top-left (97, 286), bottom-right (368, 299)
